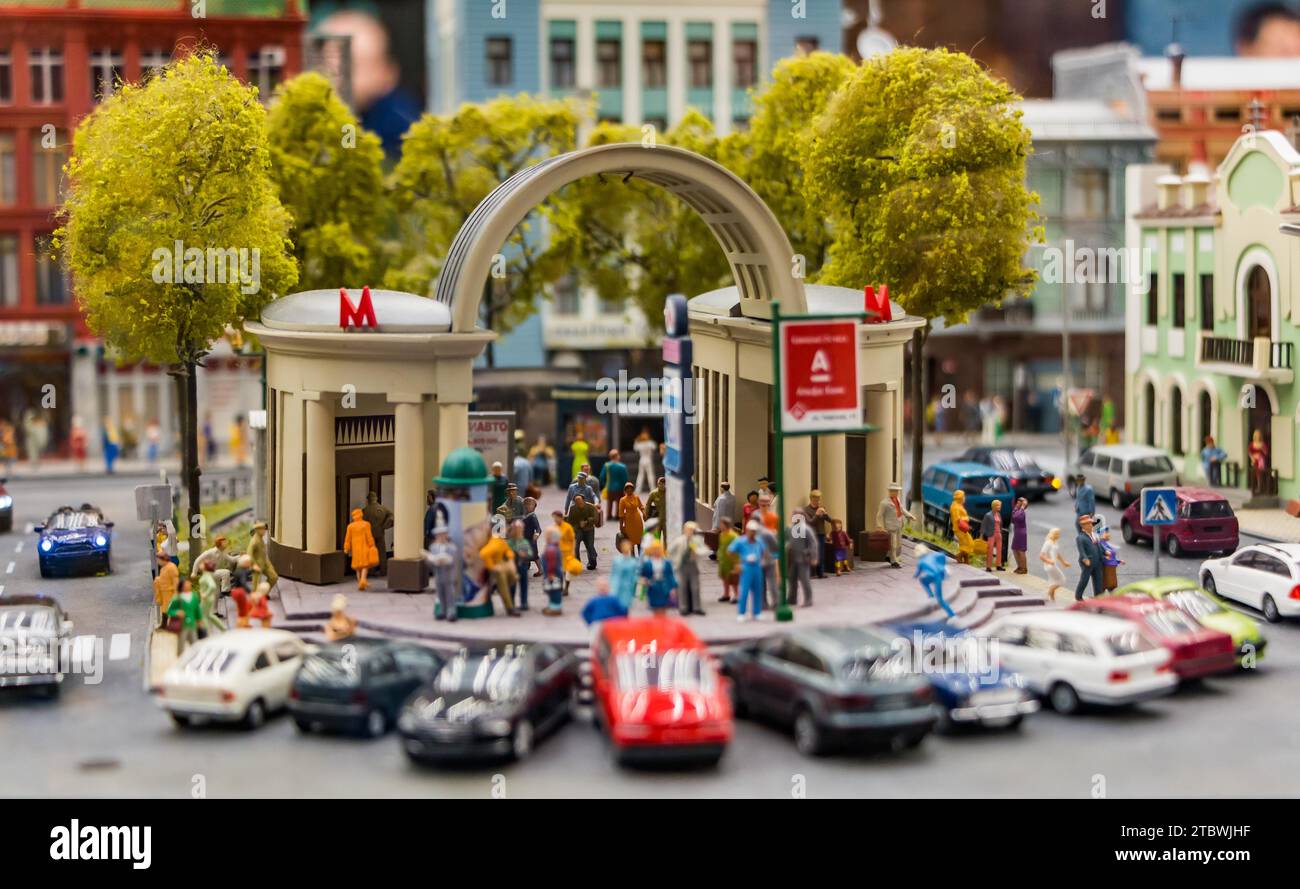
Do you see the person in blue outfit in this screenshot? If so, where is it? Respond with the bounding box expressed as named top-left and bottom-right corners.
top-left (728, 520), bottom-right (768, 622)
top-left (581, 538), bottom-right (641, 626)
top-left (1073, 473), bottom-right (1095, 517)
top-left (1201, 435), bottom-right (1227, 487)
top-left (638, 540), bottom-right (677, 616)
top-left (1074, 513), bottom-right (1104, 600)
top-left (913, 543), bottom-right (954, 618)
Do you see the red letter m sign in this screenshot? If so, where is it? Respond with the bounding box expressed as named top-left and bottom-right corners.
top-left (339, 286), bottom-right (378, 328)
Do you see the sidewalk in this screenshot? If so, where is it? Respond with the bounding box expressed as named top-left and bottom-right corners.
top-left (1, 456), bottom-right (250, 483)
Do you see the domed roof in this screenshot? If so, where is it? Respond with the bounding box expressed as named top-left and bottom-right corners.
top-left (434, 447), bottom-right (494, 487)
top-left (260, 288), bottom-right (452, 332)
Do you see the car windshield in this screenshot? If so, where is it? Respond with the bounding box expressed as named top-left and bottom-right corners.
top-left (177, 646), bottom-right (237, 674)
top-left (0, 606), bottom-right (57, 632)
top-left (613, 648), bottom-right (715, 692)
top-left (298, 651), bottom-right (362, 687)
top-left (841, 650), bottom-right (909, 681)
top-left (1187, 500), bottom-right (1232, 519)
top-left (990, 450), bottom-right (1040, 472)
top-left (434, 653), bottom-right (527, 702)
top-left (960, 475), bottom-right (1008, 495)
top-left (1128, 456), bottom-right (1173, 476)
top-left (1164, 588), bottom-right (1223, 619)
top-left (1142, 608), bottom-right (1202, 637)
top-left (48, 509), bottom-right (103, 530)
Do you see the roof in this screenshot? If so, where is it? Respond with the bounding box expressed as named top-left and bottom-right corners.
top-left (1247, 542), bottom-right (1300, 559)
top-left (189, 627), bottom-right (298, 653)
top-left (1172, 486), bottom-right (1229, 502)
top-left (598, 616), bottom-right (705, 650)
top-left (929, 460), bottom-right (1011, 477)
top-left (1019, 99), bottom-right (1156, 142)
top-left (434, 447), bottom-right (494, 487)
top-left (1137, 56), bottom-right (1300, 92)
top-left (788, 625), bottom-right (896, 660)
top-left (260, 289), bottom-right (452, 333)
top-left (688, 283), bottom-right (911, 323)
top-left (1083, 443), bottom-right (1169, 458)
top-left (993, 609), bottom-right (1135, 637)
top-left (0, 593), bottom-right (64, 610)
top-left (1079, 594), bottom-right (1174, 615)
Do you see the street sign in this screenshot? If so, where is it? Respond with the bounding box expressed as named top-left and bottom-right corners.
top-left (1141, 487), bottom-right (1178, 526)
top-left (661, 293), bottom-right (695, 536)
top-left (1067, 387), bottom-right (1094, 417)
top-left (778, 318), bottom-right (860, 433)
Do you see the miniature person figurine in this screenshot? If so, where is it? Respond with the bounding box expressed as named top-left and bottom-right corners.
top-left (800, 489), bottom-right (833, 578)
top-left (248, 581), bottom-right (273, 628)
top-left (506, 519), bottom-right (534, 610)
top-left (343, 507), bottom-right (378, 591)
top-left (610, 536), bottom-right (641, 612)
top-left (645, 477), bottom-right (667, 531)
top-left (248, 520), bottom-right (278, 592)
top-left (633, 428), bottom-right (657, 493)
top-left (191, 534), bottom-right (235, 587)
top-left (564, 469), bottom-right (596, 513)
top-left (153, 549), bottom-right (179, 627)
top-left (618, 482), bottom-right (646, 555)
top-left (758, 520), bottom-right (780, 609)
top-left (495, 482), bottom-right (525, 523)
top-left (550, 509), bottom-right (583, 592)
top-left (1010, 498), bottom-right (1029, 574)
top-left (521, 496), bottom-right (542, 577)
top-left (728, 520), bottom-right (767, 623)
top-left (540, 527), bottom-right (564, 616)
top-left (323, 593), bottom-right (358, 641)
top-left (196, 558), bottom-right (226, 631)
top-left (949, 489), bottom-right (974, 564)
top-left (712, 481), bottom-right (736, 530)
top-left (425, 522), bottom-right (461, 622)
top-left (1100, 529), bottom-right (1124, 592)
top-left (638, 539), bottom-right (678, 617)
top-left (599, 449), bottom-right (629, 520)
top-left (786, 513), bottom-right (816, 607)
top-left (757, 490), bottom-right (779, 533)
top-left (166, 580), bottom-right (206, 654)
top-left (479, 527), bottom-right (521, 617)
top-left (980, 500), bottom-right (1005, 572)
top-left (1201, 435), bottom-right (1227, 487)
top-left (1073, 473), bottom-right (1095, 518)
top-left (361, 492), bottom-right (393, 574)
top-left (874, 482), bottom-right (915, 569)
top-left (569, 435), bottom-right (589, 483)
top-left (1074, 514), bottom-right (1104, 601)
top-left (490, 461), bottom-right (509, 512)
top-left (668, 521), bottom-right (708, 616)
top-left (566, 493), bottom-right (599, 571)
top-left (913, 543), bottom-right (954, 618)
top-left (1039, 527), bottom-right (1070, 602)
top-left (829, 519), bottom-right (853, 575)
top-left (716, 517), bottom-right (739, 604)
top-left (1248, 428), bottom-right (1269, 491)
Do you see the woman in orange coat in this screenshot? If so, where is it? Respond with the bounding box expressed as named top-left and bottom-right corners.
top-left (343, 507), bottom-right (378, 590)
top-left (617, 482), bottom-right (646, 555)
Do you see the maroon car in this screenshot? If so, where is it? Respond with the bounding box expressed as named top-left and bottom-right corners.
top-left (1120, 487), bottom-right (1238, 558)
top-left (1071, 594), bottom-right (1236, 680)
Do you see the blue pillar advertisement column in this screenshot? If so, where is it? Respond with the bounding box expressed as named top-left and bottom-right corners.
top-left (662, 293), bottom-right (695, 536)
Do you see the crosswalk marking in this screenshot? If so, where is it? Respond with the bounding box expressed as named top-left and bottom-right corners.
top-left (13, 541), bottom-right (22, 553)
top-left (4, 562), bottom-right (12, 575)
top-left (109, 633), bottom-right (131, 660)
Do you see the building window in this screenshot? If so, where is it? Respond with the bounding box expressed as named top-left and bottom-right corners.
top-left (486, 37), bottom-right (512, 86)
top-left (141, 49), bottom-right (169, 82)
top-left (0, 51), bottom-right (11, 104)
top-left (0, 235), bottom-right (17, 307)
top-left (1065, 168), bottom-right (1108, 220)
top-left (553, 274), bottom-right (580, 315)
top-left (550, 37), bottom-right (575, 89)
top-left (1214, 106), bottom-right (1241, 122)
top-left (34, 235), bottom-right (68, 305)
top-left (688, 39), bottom-right (712, 88)
top-left (32, 130), bottom-right (67, 207)
top-left (794, 36), bottom-right (819, 54)
top-left (0, 133), bottom-right (14, 206)
top-left (89, 48), bottom-right (123, 102)
top-left (1155, 106), bottom-right (1181, 122)
top-left (643, 39), bottom-right (666, 88)
top-left (1172, 273), bottom-right (1186, 327)
top-left (248, 46), bottom-right (285, 99)
top-left (1170, 386), bottom-right (1184, 455)
top-left (643, 117), bottom-right (667, 134)
top-left (733, 40), bottom-right (756, 89)
top-left (1199, 273), bottom-right (1213, 332)
top-left (1146, 274), bottom-right (1159, 325)
top-left (597, 38), bottom-right (621, 88)
top-left (30, 48), bottom-right (64, 104)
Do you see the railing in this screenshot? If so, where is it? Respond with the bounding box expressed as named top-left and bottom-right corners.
top-left (1271, 341), bottom-right (1294, 370)
top-left (1221, 460), bottom-right (1242, 489)
top-left (1250, 467), bottom-right (1280, 498)
top-left (1201, 335), bottom-right (1254, 366)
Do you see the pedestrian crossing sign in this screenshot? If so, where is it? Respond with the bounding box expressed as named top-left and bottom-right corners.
top-left (1140, 487), bottom-right (1178, 526)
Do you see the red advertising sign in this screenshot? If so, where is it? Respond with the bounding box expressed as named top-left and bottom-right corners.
top-left (779, 319), bottom-right (860, 432)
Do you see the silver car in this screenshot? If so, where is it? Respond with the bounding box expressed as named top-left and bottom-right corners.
top-left (1069, 444), bottom-right (1179, 509)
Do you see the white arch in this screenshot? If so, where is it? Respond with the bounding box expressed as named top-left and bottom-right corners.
top-left (1191, 376), bottom-right (1220, 445)
top-left (1135, 367), bottom-right (1161, 447)
top-left (434, 143), bottom-right (807, 332)
top-left (1234, 246), bottom-right (1280, 342)
top-left (1164, 372), bottom-right (1189, 454)
top-left (1240, 380), bottom-right (1281, 415)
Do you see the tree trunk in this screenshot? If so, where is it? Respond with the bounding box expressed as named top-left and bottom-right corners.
top-left (909, 324), bottom-right (930, 507)
top-left (483, 279), bottom-right (495, 367)
top-left (178, 361), bottom-right (202, 540)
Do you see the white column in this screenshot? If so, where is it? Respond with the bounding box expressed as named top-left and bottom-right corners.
top-left (622, 17), bottom-right (641, 125)
top-left (863, 386), bottom-right (895, 515)
top-left (667, 16), bottom-right (685, 127)
top-left (576, 14), bottom-right (595, 91)
top-left (303, 393), bottom-right (335, 554)
top-left (713, 18), bottom-right (731, 134)
top-left (817, 433), bottom-right (847, 527)
top-left (392, 396), bottom-right (425, 561)
top-left (277, 392), bottom-right (304, 549)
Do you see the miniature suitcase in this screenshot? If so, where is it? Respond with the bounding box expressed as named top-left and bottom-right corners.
top-left (858, 530), bottom-right (892, 562)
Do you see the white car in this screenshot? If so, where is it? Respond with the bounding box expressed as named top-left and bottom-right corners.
top-left (979, 610), bottom-right (1176, 714)
top-left (155, 629), bottom-right (309, 729)
top-left (1199, 543), bottom-right (1300, 623)
top-left (1070, 444), bottom-right (1179, 509)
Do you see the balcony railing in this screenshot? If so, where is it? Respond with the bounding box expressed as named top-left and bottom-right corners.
top-left (974, 301), bottom-right (1034, 325)
top-left (1201, 335), bottom-right (1254, 366)
top-left (1270, 341), bottom-right (1294, 370)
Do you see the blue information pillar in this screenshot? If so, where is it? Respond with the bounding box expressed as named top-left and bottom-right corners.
top-left (662, 293), bottom-right (695, 537)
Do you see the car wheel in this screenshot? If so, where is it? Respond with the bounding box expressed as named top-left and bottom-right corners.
top-left (793, 708), bottom-right (825, 757)
top-left (1121, 520), bottom-right (1136, 544)
top-left (41, 682), bottom-right (61, 700)
top-left (292, 717), bottom-right (312, 733)
top-left (1049, 682), bottom-right (1080, 715)
top-left (169, 712), bottom-right (192, 728)
top-left (38, 560), bottom-right (50, 578)
top-left (512, 719), bottom-right (534, 760)
top-left (364, 708), bottom-right (387, 738)
top-left (729, 681), bottom-right (748, 719)
top-left (1110, 489), bottom-right (1124, 509)
top-left (242, 699), bottom-right (266, 730)
top-left (1262, 595), bottom-right (1281, 624)
top-left (1166, 535), bottom-right (1182, 558)
top-left (891, 731), bottom-right (926, 752)
top-left (935, 707), bottom-right (956, 735)
top-left (1202, 573), bottom-right (1217, 596)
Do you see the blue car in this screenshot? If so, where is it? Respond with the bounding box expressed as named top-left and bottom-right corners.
top-left (36, 504), bottom-right (113, 578)
top-left (884, 620), bottom-right (1038, 732)
top-left (916, 461), bottom-right (1014, 537)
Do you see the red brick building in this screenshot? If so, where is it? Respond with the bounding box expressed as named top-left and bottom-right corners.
top-left (0, 0), bottom-right (306, 458)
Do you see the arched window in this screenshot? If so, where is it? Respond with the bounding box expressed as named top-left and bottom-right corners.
top-left (1170, 386), bottom-right (1184, 454)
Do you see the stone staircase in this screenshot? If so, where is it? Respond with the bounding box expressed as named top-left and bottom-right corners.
top-left (914, 568), bottom-right (1049, 630)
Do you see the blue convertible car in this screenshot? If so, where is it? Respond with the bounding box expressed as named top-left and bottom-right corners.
top-left (37, 504), bottom-right (113, 577)
top-left (884, 620), bottom-right (1038, 732)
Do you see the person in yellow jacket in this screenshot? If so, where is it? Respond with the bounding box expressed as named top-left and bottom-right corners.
top-left (950, 489), bottom-right (975, 564)
top-left (478, 532), bottom-right (521, 616)
top-left (549, 509), bottom-right (583, 596)
top-left (153, 549), bottom-right (179, 626)
top-left (343, 508), bottom-right (378, 590)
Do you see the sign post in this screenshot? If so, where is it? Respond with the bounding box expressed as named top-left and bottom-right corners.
top-left (1140, 486), bottom-right (1178, 577)
top-left (771, 302), bottom-right (877, 622)
top-left (662, 294), bottom-right (696, 537)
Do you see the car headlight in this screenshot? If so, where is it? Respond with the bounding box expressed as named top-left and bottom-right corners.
top-left (397, 712), bottom-right (416, 733)
top-left (0, 495), bottom-right (11, 508)
top-left (39, 539), bottom-right (53, 552)
top-left (94, 535), bottom-right (108, 548)
top-left (478, 718), bottom-right (513, 737)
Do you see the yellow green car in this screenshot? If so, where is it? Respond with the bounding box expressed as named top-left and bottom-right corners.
top-left (1111, 577), bottom-right (1266, 666)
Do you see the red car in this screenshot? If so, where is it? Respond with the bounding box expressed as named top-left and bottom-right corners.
top-left (1071, 594), bottom-right (1235, 680)
top-left (1120, 487), bottom-right (1238, 557)
top-left (590, 617), bottom-right (733, 767)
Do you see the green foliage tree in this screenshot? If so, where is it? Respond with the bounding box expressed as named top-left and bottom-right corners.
top-left (266, 71), bottom-right (386, 291)
top-left (57, 52), bottom-right (296, 524)
top-left (388, 95), bottom-right (582, 363)
top-left (801, 47), bottom-right (1040, 502)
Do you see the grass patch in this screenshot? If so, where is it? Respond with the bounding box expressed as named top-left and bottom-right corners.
top-left (903, 523), bottom-right (991, 570)
top-left (175, 496), bottom-right (252, 573)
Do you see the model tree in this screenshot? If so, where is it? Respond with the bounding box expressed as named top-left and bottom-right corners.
top-left (58, 52), bottom-right (297, 525)
top-left (267, 72), bottom-right (387, 291)
top-left (388, 95), bottom-right (582, 363)
top-left (802, 47), bottom-right (1040, 503)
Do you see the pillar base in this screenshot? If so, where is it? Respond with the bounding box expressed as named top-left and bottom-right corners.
top-left (386, 557), bottom-right (428, 593)
top-left (268, 539), bottom-right (345, 585)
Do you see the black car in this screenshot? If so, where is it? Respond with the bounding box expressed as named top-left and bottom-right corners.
top-left (0, 593), bottom-right (73, 698)
top-left (399, 642), bottom-right (580, 763)
top-left (36, 504), bottom-right (113, 577)
top-left (958, 447), bottom-right (1058, 501)
top-left (721, 626), bottom-right (937, 756)
top-left (290, 638), bottom-right (443, 738)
